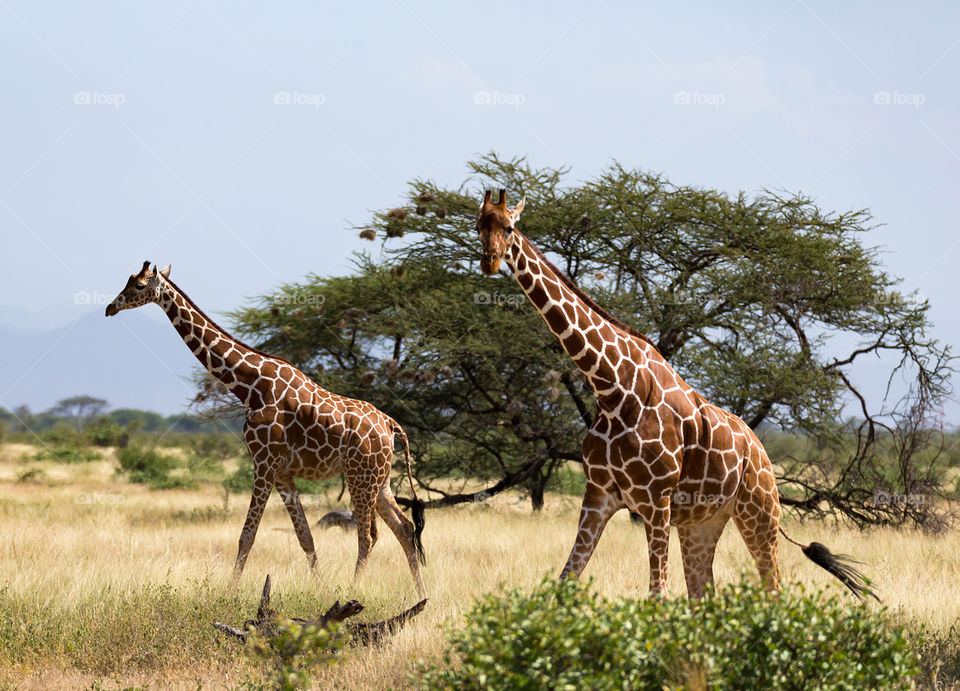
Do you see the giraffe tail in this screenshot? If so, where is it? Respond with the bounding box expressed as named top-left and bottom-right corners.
top-left (393, 421), bottom-right (426, 566)
top-left (779, 527), bottom-right (879, 602)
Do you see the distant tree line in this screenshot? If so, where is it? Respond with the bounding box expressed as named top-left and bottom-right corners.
top-left (0, 395), bottom-right (241, 447)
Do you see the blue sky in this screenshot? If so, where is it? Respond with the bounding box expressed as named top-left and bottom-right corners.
top-left (1, 1), bottom-right (958, 419)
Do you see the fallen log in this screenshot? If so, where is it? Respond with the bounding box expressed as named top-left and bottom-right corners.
top-left (213, 575), bottom-right (427, 646)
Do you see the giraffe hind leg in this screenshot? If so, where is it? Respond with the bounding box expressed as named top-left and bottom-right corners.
top-left (377, 482), bottom-right (427, 598)
top-left (733, 488), bottom-right (782, 591)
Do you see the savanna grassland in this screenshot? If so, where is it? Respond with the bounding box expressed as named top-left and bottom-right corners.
top-left (1, 443), bottom-right (958, 689)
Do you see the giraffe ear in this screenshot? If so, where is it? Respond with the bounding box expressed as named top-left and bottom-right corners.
top-left (158, 264), bottom-right (171, 278)
top-left (510, 196), bottom-right (525, 225)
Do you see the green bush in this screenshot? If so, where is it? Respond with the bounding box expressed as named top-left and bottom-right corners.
top-left (418, 578), bottom-right (919, 690)
top-left (116, 445), bottom-right (194, 490)
top-left (40, 423), bottom-right (82, 447)
top-left (223, 457), bottom-right (254, 494)
top-left (245, 619), bottom-right (346, 690)
top-left (187, 433), bottom-right (243, 460)
top-left (84, 419), bottom-right (131, 448)
top-left (32, 445), bottom-right (102, 463)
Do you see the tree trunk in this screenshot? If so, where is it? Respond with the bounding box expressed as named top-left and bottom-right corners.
top-left (530, 473), bottom-right (547, 512)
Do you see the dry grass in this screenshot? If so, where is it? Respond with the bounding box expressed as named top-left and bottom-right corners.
top-left (0, 443), bottom-right (957, 689)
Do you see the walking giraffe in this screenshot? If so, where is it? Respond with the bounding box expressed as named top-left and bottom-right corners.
top-left (475, 190), bottom-right (875, 600)
top-left (105, 261), bottom-right (427, 597)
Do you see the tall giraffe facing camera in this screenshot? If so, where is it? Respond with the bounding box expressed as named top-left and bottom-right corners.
top-left (475, 189), bottom-right (875, 600)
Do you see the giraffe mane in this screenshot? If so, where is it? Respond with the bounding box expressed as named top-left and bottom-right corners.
top-left (519, 233), bottom-right (661, 353)
top-left (163, 275), bottom-right (296, 367)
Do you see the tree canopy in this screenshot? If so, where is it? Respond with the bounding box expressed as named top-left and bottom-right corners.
top-left (217, 154), bottom-right (953, 526)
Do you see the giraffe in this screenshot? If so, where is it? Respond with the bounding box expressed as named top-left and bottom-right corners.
top-left (475, 190), bottom-right (876, 600)
top-left (105, 261), bottom-right (427, 597)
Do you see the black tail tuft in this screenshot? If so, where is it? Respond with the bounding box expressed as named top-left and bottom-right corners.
top-left (801, 541), bottom-right (879, 602)
top-left (411, 498), bottom-right (426, 566)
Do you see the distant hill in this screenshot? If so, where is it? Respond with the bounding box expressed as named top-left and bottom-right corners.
top-left (0, 307), bottom-right (201, 416)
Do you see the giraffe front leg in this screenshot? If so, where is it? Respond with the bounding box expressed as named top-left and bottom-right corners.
top-left (233, 461), bottom-right (276, 576)
top-left (678, 513), bottom-right (730, 599)
top-left (276, 475), bottom-right (318, 570)
top-left (638, 504), bottom-right (672, 597)
top-left (559, 483), bottom-right (621, 579)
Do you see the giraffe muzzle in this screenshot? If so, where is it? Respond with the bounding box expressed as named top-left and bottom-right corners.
top-left (480, 252), bottom-right (501, 275)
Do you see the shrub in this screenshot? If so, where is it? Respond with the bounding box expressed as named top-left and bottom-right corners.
top-left (914, 620), bottom-right (960, 689)
top-left (40, 423), bottom-right (81, 447)
top-left (417, 578), bottom-right (919, 690)
top-left (32, 445), bottom-right (102, 463)
top-left (84, 419), bottom-right (131, 448)
top-left (223, 457), bottom-right (254, 494)
top-left (188, 433), bottom-right (243, 460)
top-left (245, 619), bottom-right (346, 690)
top-left (116, 445), bottom-right (194, 490)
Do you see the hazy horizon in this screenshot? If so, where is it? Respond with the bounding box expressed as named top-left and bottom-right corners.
top-left (1, 1), bottom-right (958, 421)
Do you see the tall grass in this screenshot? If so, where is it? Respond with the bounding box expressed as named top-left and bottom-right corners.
top-left (0, 444), bottom-right (957, 688)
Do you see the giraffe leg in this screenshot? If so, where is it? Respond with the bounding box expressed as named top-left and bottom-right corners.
top-left (233, 460), bottom-right (276, 576)
top-left (376, 481), bottom-right (427, 598)
top-left (678, 513), bottom-right (730, 599)
top-left (350, 486), bottom-right (378, 582)
top-left (275, 475), bottom-right (318, 570)
top-left (559, 483), bottom-right (622, 579)
top-left (733, 461), bottom-right (782, 591)
top-left (640, 506), bottom-right (672, 597)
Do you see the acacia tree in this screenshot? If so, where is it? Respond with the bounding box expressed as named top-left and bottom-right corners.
top-left (47, 395), bottom-right (109, 431)
top-left (214, 154), bottom-right (953, 526)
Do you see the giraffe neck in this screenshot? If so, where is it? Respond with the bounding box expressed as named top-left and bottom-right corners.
top-left (503, 231), bottom-right (652, 397)
top-left (156, 277), bottom-right (267, 408)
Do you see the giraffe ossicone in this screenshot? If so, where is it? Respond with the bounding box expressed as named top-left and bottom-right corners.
top-left (105, 261), bottom-right (428, 598)
top-left (475, 190), bottom-right (876, 601)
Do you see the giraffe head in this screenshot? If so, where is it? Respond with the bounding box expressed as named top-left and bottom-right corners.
top-left (476, 189), bottom-right (524, 275)
top-left (104, 260), bottom-right (171, 317)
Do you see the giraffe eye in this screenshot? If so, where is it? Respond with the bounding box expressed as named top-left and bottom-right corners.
top-left (134, 283), bottom-right (146, 290)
